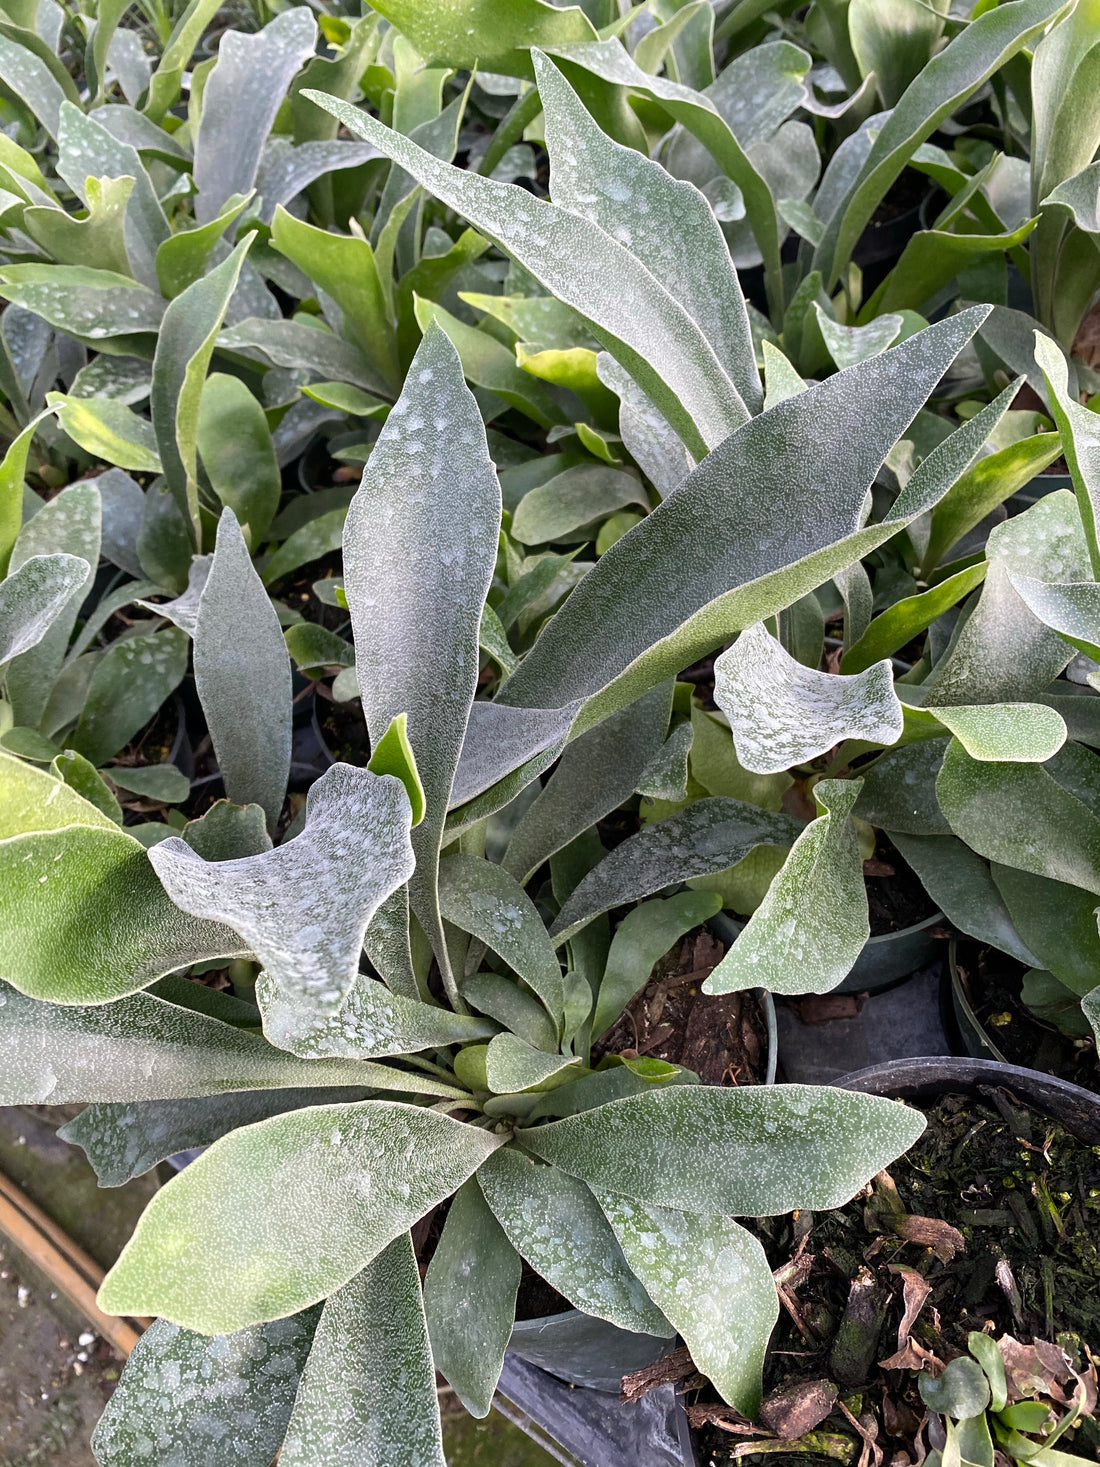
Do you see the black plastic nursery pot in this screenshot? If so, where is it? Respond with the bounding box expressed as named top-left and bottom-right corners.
top-left (836, 911), bottom-right (944, 996)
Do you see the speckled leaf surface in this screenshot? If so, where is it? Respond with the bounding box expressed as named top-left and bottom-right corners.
top-left (0, 748), bottom-right (116, 836)
top-left (256, 969), bottom-right (496, 1060)
top-left (990, 865), bottom-right (1100, 998)
top-left (551, 798), bottom-right (803, 945)
top-left (135, 555), bottom-right (210, 634)
top-left (424, 1177), bottom-right (521, 1419)
top-left (0, 983), bottom-right (442, 1105)
top-left (936, 739), bottom-right (1100, 896)
top-left (925, 703), bottom-right (1067, 762)
top-left (91, 1309), bottom-right (321, 1467)
top-left (193, 8), bottom-right (316, 224)
top-left (5, 480), bottom-right (99, 729)
top-left (707, 781), bottom-right (867, 995)
top-left (99, 1103), bottom-right (502, 1333)
top-left (194, 510), bottom-right (292, 831)
top-left (495, 313), bottom-right (993, 725)
top-left (280, 1234), bottom-right (445, 1467)
top-left (0, 264), bottom-right (164, 337)
top-left (597, 1193), bottom-right (777, 1415)
top-left (449, 700), bottom-right (580, 809)
top-left (71, 625), bottom-right (189, 767)
top-left (533, 51), bottom-right (759, 416)
top-left (0, 552), bottom-right (89, 664)
top-left (596, 353), bottom-right (695, 499)
top-left (484, 1034), bottom-right (579, 1094)
top-left (593, 890), bottom-right (722, 1039)
top-left (62, 1088), bottom-right (376, 1186)
top-left (342, 325), bottom-right (500, 992)
top-left (305, 91), bottom-right (746, 459)
top-left (0, 822), bottom-right (247, 1005)
top-left (150, 764), bottom-right (414, 1016)
top-left (519, 1084), bottom-right (926, 1215)
top-left (365, 0), bottom-right (595, 76)
top-left (714, 622), bottom-right (903, 774)
top-left (438, 854), bottom-right (564, 1025)
top-left (816, 306), bottom-right (904, 369)
top-left (510, 463), bottom-right (649, 546)
top-left (477, 1148), bottom-right (671, 1337)
top-left (503, 682), bottom-right (672, 884)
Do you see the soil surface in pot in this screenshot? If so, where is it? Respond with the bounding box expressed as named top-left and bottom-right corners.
top-left (955, 941), bottom-right (1099, 1091)
top-left (647, 1088), bottom-right (1100, 1464)
top-left (865, 837), bottom-right (938, 938)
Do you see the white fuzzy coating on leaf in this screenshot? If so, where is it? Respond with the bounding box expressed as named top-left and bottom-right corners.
top-left (703, 779), bottom-right (869, 997)
top-left (484, 1033), bottom-right (578, 1094)
top-left (193, 7), bottom-right (317, 224)
top-left (477, 1149), bottom-right (672, 1338)
top-left (450, 700), bottom-right (580, 809)
top-left (534, 51), bottom-right (758, 417)
top-left (815, 305), bottom-right (904, 369)
top-left (343, 324), bottom-right (501, 973)
top-left (929, 703), bottom-right (1067, 762)
top-left (0, 982), bottom-right (436, 1106)
top-left (438, 854), bottom-right (564, 1024)
top-left (714, 622), bottom-right (903, 774)
top-left (280, 1235), bottom-right (446, 1467)
top-left (256, 968), bottom-right (496, 1060)
top-left (255, 138), bottom-right (378, 223)
top-left (194, 510), bottom-right (292, 829)
top-left (519, 1084), bottom-right (927, 1215)
top-left (98, 1102), bottom-right (503, 1333)
top-left (0, 265), bottom-right (164, 336)
top-left (136, 553), bottom-right (211, 635)
top-left (1083, 985), bottom-right (1100, 1046)
top-left (150, 763), bottom-right (415, 1013)
top-left (597, 1194), bottom-right (778, 1415)
top-left (0, 553), bottom-right (90, 663)
top-left (596, 353), bottom-right (695, 499)
top-left (550, 797), bottom-right (804, 945)
top-left (91, 1310), bottom-right (320, 1467)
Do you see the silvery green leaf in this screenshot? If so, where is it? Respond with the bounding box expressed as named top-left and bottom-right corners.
top-left (4, 481), bottom-right (99, 729)
top-left (637, 720), bottom-right (694, 803)
top-left (182, 799), bottom-right (271, 860)
top-left (815, 305), bottom-right (905, 370)
top-left (152, 239), bottom-right (253, 540)
top-left (0, 264), bottom-right (163, 338)
top-left (62, 1088), bottom-right (377, 1186)
top-left (256, 969), bottom-right (496, 1060)
top-left (71, 625), bottom-right (189, 767)
top-left (437, 853), bottom-right (564, 1026)
top-left (136, 553), bottom-right (211, 636)
top-left (0, 744), bottom-right (117, 838)
top-left (95, 467), bottom-right (145, 577)
top-left (503, 682), bottom-right (672, 884)
top-left (194, 509), bottom-right (291, 831)
top-left (597, 1194), bottom-right (777, 1416)
top-left (218, 317), bottom-right (385, 395)
top-left (853, 740), bottom-right (952, 835)
top-left (593, 889), bottom-right (722, 1040)
top-left (56, 101), bottom-right (168, 292)
top-left (1034, 333), bottom-right (1100, 575)
top-left (0, 552), bottom-right (89, 665)
top-left (280, 1234), bottom-right (445, 1467)
top-left (761, 341), bottom-right (807, 411)
top-left (108, 763), bottom-right (191, 803)
top-left (364, 886), bottom-right (419, 1003)
top-left (150, 764), bottom-right (415, 1015)
top-left (254, 137), bottom-right (378, 223)
top-left (936, 739), bottom-right (1100, 896)
top-left (510, 463), bottom-right (649, 545)
top-left (533, 50), bottom-right (759, 417)
top-left (51, 749), bottom-right (123, 825)
top-left (704, 779), bottom-right (868, 996)
top-left (519, 1084), bottom-right (927, 1215)
top-left (0, 982), bottom-right (451, 1105)
top-left (551, 798), bottom-right (804, 945)
top-left (99, 1103), bottom-right (503, 1333)
top-left (495, 312), bottom-right (993, 726)
top-left (812, 0), bottom-right (1070, 287)
top-left (477, 1148), bottom-right (671, 1337)
top-left (713, 622), bottom-right (902, 775)
top-left (596, 353), bottom-right (695, 499)
top-left (484, 1033), bottom-right (579, 1094)
top-left (450, 702), bottom-right (580, 809)
top-left (462, 972), bottom-right (558, 1052)
top-left (0, 32), bottom-right (65, 137)
top-left (193, 8), bottom-right (317, 225)
top-left (424, 1177), bottom-right (521, 1419)
top-left (360, 0), bottom-right (595, 76)
top-left (303, 90), bottom-right (747, 459)
top-left (343, 325), bottom-right (500, 994)
top-left (1043, 160), bottom-right (1100, 235)
top-left (891, 833), bottom-right (1039, 965)
top-left (922, 702), bottom-right (1067, 762)
top-left (986, 866), bottom-right (1100, 998)
top-left (91, 1310), bottom-right (321, 1467)
top-left (1083, 985), bottom-right (1100, 1045)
